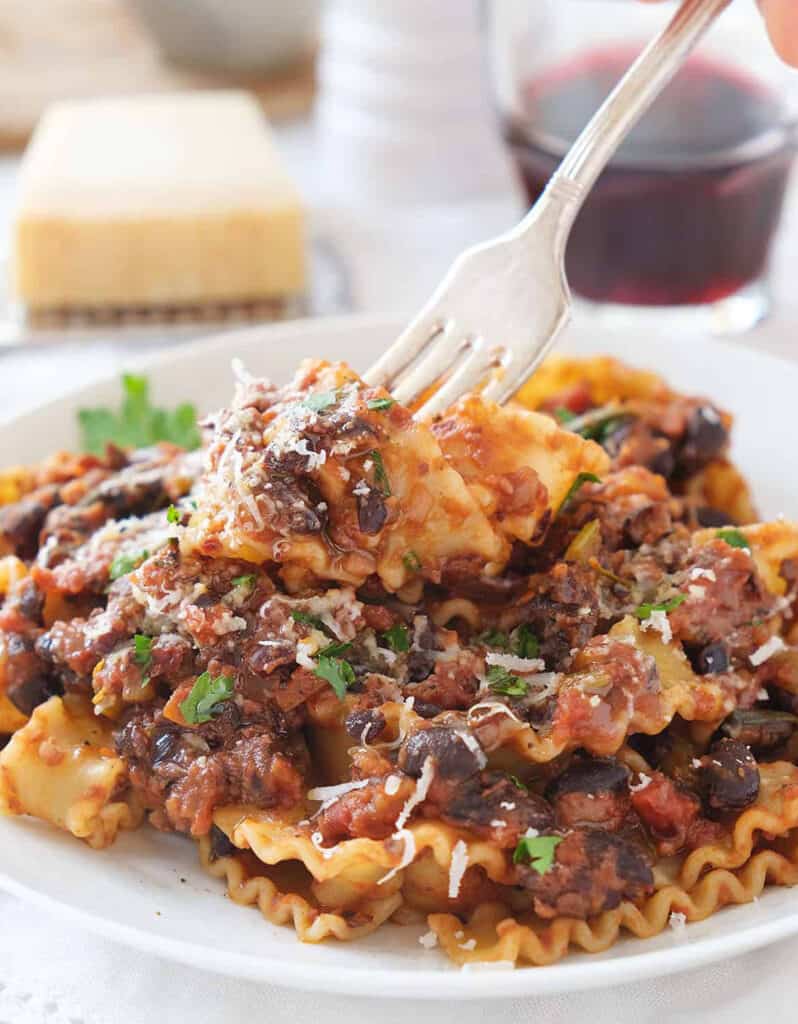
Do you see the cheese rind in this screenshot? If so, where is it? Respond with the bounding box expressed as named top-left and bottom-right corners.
top-left (12, 91), bottom-right (305, 310)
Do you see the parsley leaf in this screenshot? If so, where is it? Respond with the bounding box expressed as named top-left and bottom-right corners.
top-left (179, 672), bottom-right (234, 725)
top-left (507, 773), bottom-right (529, 794)
top-left (512, 624), bottom-right (539, 659)
top-left (403, 550), bottom-right (422, 573)
top-left (78, 374), bottom-right (200, 454)
top-left (369, 450), bottom-right (391, 496)
top-left (557, 472), bottom-right (601, 514)
top-left (487, 665), bottom-right (528, 698)
top-left (314, 653), bottom-right (356, 700)
top-left (553, 406), bottom-right (576, 424)
top-left (303, 390), bottom-right (339, 413)
top-left (232, 574), bottom-right (256, 589)
top-left (382, 624), bottom-right (410, 653)
top-left (716, 528), bottom-right (751, 550)
top-left (479, 629), bottom-right (509, 650)
top-left (133, 634), bottom-right (153, 669)
top-left (634, 594), bottom-right (687, 620)
top-left (166, 504), bottom-right (180, 525)
top-left (367, 397), bottom-right (395, 411)
top-left (109, 549), bottom-right (149, 580)
top-left (290, 609), bottom-right (327, 631)
top-left (512, 834), bottom-right (563, 874)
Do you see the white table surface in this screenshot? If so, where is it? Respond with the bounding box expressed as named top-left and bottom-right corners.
top-left (1, 119), bottom-right (798, 1023)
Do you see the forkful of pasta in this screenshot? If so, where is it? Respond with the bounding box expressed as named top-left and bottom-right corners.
top-left (364, 0), bottom-right (731, 419)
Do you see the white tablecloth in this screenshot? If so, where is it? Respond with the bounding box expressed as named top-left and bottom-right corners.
top-left (1, 121), bottom-right (797, 1022)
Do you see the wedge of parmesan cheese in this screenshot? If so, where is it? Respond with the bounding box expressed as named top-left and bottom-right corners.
top-left (12, 91), bottom-right (305, 310)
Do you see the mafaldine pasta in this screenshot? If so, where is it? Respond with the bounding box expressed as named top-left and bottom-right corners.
top-left (2, 353), bottom-right (798, 968)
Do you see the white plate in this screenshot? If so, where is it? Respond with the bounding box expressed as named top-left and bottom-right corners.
top-left (1, 312), bottom-right (797, 999)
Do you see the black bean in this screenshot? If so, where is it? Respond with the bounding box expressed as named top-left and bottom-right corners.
top-left (7, 674), bottom-right (58, 716)
top-left (209, 824), bottom-right (236, 861)
top-left (720, 709), bottom-right (797, 751)
top-left (680, 405), bottom-right (728, 468)
top-left (344, 709), bottom-right (386, 744)
top-left (406, 650), bottom-right (435, 683)
top-left (413, 702), bottom-right (442, 719)
top-left (696, 506), bottom-right (735, 528)
top-left (546, 757), bottom-right (630, 800)
top-left (399, 726), bottom-right (484, 780)
top-left (356, 489), bottom-right (387, 535)
top-left (151, 729), bottom-right (179, 765)
top-left (699, 738), bottom-right (759, 814)
top-left (695, 642), bottom-right (729, 675)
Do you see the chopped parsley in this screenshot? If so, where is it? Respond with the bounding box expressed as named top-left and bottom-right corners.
top-left (166, 504), bottom-right (180, 525)
top-left (290, 609), bottom-right (327, 631)
top-left (303, 390), bottom-right (339, 413)
top-left (367, 397), bottom-right (395, 411)
top-left (133, 634), bottom-right (153, 670)
top-left (512, 834), bottom-right (563, 874)
top-left (314, 648), bottom-right (356, 700)
top-left (487, 665), bottom-right (528, 698)
top-left (78, 374), bottom-right (200, 454)
top-left (382, 624), bottom-right (410, 653)
top-left (716, 528), bottom-right (751, 550)
top-left (479, 629), bottom-right (509, 650)
top-left (512, 624), bottom-right (539, 660)
top-left (109, 549), bottom-right (149, 581)
top-left (507, 773), bottom-right (529, 794)
top-left (557, 472), bottom-right (601, 514)
top-left (634, 594), bottom-right (687, 620)
top-left (369, 450), bottom-right (391, 496)
top-left (403, 550), bottom-right (422, 573)
top-left (553, 406), bottom-right (576, 424)
top-left (179, 672), bottom-right (234, 725)
top-left (232, 574), bottom-right (256, 589)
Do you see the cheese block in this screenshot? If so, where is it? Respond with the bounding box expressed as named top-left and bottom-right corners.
top-left (12, 91), bottom-right (305, 310)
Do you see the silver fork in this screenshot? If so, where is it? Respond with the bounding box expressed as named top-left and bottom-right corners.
top-left (364, 0), bottom-right (731, 418)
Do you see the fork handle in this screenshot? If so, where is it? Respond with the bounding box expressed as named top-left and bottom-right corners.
top-left (518, 0), bottom-right (732, 247)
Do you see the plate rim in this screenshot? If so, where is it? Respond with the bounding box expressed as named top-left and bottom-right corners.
top-left (3, 311), bottom-right (798, 998)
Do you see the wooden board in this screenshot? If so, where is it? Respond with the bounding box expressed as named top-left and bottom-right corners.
top-left (0, 0), bottom-right (316, 150)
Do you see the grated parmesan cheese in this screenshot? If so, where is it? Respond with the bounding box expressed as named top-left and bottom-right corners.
top-left (640, 609), bottom-right (672, 644)
top-left (500, 801), bottom-right (516, 811)
top-left (750, 635), bottom-right (786, 667)
top-left (448, 839), bottom-right (469, 899)
top-left (458, 938), bottom-right (477, 951)
top-left (689, 567), bottom-right (717, 582)
top-left (589, 694), bottom-right (601, 708)
top-left (629, 772), bottom-right (652, 793)
top-left (377, 828), bottom-right (416, 885)
top-left (395, 756), bottom-right (436, 830)
top-left (757, 688), bottom-right (769, 701)
top-left (307, 779), bottom-right (369, 803)
top-left (490, 819), bottom-right (507, 828)
top-left (688, 585), bottom-right (706, 600)
top-left (384, 774), bottom-right (401, 796)
top-left (668, 911), bottom-right (688, 937)
top-left (310, 831), bottom-right (336, 860)
top-left (418, 930), bottom-right (438, 949)
top-left (485, 652), bottom-right (546, 674)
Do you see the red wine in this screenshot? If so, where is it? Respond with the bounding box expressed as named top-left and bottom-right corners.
top-left (505, 50), bottom-right (795, 306)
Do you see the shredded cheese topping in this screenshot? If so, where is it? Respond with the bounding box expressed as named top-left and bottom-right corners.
top-left (750, 635), bottom-right (786, 667)
top-left (448, 839), bottom-right (469, 899)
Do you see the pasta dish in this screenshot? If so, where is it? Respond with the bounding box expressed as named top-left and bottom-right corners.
top-left (1, 352), bottom-right (797, 968)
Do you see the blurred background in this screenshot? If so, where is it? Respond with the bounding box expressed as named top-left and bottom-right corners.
top-left (0, 0), bottom-right (796, 356)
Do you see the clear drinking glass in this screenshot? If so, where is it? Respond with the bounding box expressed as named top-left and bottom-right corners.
top-left (485, 0), bottom-right (798, 333)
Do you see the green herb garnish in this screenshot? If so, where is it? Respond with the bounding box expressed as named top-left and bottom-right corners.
top-left (479, 629), bottom-right (509, 650)
top-left (403, 550), bottom-right (422, 573)
top-left (512, 834), bottom-right (563, 874)
top-left (553, 406), bottom-right (576, 424)
top-left (133, 634), bottom-right (153, 669)
top-left (232, 574), bottom-right (256, 589)
top-left (382, 624), bottom-right (410, 653)
top-left (166, 504), bottom-right (180, 525)
top-left (314, 652), bottom-right (356, 700)
top-left (369, 450), bottom-right (391, 496)
top-left (367, 397), bottom-right (395, 411)
top-left (512, 624), bottom-right (539, 660)
top-left (290, 609), bottom-right (327, 631)
top-left (303, 390), bottom-right (339, 413)
top-left (179, 672), bottom-right (234, 725)
top-left (109, 549), bottom-right (149, 580)
top-left (634, 594), bottom-right (687, 620)
top-left (507, 773), bottom-right (529, 794)
top-left (78, 374), bottom-right (200, 455)
top-left (487, 665), bottom-right (528, 698)
top-left (558, 472), bottom-right (601, 514)
top-left (716, 528), bottom-right (751, 550)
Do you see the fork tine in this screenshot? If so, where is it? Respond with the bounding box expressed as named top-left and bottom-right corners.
top-left (362, 311), bottom-right (444, 389)
top-left (390, 321), bottom-right (466, 407)
top-left (480, 319), bottom-right (569, 406)
top-left (415, 340), bottom-right (503, 420)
